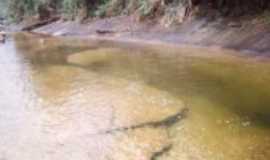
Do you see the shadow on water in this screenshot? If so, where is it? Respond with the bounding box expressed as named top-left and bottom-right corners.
top-left (187, 57), bottom-right (270, 125)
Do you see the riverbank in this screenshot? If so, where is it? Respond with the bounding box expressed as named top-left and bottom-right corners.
top-left (11, 13), bottom-right (270, 57)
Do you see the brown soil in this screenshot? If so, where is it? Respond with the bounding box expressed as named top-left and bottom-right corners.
top-left (21, 15), bottom-right (270, 57)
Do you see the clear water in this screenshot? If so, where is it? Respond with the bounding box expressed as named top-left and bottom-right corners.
top-left (0, 33), bottom-right (270, 160)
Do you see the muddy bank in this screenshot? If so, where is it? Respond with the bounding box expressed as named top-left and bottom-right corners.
top-left (25, 15), bottom-right (270, 57)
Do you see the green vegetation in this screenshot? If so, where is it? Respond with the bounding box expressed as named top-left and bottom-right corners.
top-left (7, 0), bottom-right (43, 21)
top-left (0, 0), bottom-right (8, 18)
top-left (2, 0), bottom-right (270, 22)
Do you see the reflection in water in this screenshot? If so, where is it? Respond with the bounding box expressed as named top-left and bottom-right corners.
top-left (0, 33), bottom-right (270, 160)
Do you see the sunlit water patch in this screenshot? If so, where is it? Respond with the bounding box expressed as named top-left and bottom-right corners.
top-left (0, 33), bottom-right (270, 160)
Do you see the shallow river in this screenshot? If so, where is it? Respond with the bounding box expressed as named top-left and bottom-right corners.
top-left (0, 33), bottom-right (270, 160)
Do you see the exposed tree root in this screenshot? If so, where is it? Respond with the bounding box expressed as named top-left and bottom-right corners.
top-left (22, 16), bottom-right (60, 31)
top-left (96, 29), bottom-right (115, 35)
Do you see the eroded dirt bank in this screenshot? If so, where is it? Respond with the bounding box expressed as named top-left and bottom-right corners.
top-left (25, 15), bottom-right (270, 57)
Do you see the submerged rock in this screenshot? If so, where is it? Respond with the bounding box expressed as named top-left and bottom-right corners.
top-left (28, 63), bottom-right (187, 160)
top-left (67, 48), bottom-right (121, 66)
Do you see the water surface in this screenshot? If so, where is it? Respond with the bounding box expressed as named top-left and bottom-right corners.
top-left (0, 33), bottom-right (270, 160)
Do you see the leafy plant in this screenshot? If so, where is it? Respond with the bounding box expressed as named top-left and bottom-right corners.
top-left (62, 0), bottom-right (80, 15)
top-left (138, 0), bottom-right (152, 16)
